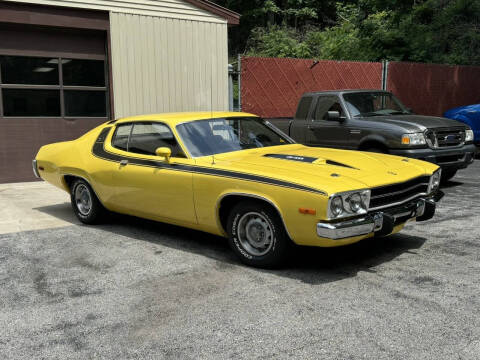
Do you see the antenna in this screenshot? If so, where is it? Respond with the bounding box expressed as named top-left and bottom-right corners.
top-left (210, 53), bottom-right (214, 120)
top-left (210, 52), bottom-right (214, 165)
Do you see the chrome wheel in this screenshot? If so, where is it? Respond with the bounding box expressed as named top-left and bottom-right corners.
top-left (237, 212), bottom-right (274, 256)
top-left (75, 184), bottom-right (92, 216)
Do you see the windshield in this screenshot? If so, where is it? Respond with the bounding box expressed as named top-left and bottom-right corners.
top-left (176, 117), bottom-right (292, 157)
top-left (343, 92), bottom-right (410, 117)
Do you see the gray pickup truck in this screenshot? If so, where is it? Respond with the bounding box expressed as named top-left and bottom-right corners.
top-left (269, 90), bottom-right (476, 181)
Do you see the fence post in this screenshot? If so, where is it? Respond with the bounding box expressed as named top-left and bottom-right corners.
top-left (381, 60), bottom-right (389, 91)
top-left (228, 64), bottom-right (234, 111)
top-left (238, 54), bottom-right (242, 112)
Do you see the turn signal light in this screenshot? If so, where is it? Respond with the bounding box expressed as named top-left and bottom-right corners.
top-left (401, 136), bottom-right (410, 144)
top-left (299, 208), bottom-right (316, 215)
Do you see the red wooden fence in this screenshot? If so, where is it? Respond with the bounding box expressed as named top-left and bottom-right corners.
top-left (241, 57), bottom-right (382, 118)
top-left (386, 61), bottom-right (480, 117)
top-left (241, 56), bottom-right (480, 118)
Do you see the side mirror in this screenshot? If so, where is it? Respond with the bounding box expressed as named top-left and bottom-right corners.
top-left (327, 111), bottom-right (344, 121)
top-left (155, 147), bottom-right (171, 162)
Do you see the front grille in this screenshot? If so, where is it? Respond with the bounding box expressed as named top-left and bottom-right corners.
top-left (426, 127), bottom-right (465, 148)
top-left (370, 176), bottom-right (430, 209)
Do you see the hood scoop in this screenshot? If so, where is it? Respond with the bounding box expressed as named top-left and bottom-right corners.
top-left (264, 154), bottom-right (357, 169)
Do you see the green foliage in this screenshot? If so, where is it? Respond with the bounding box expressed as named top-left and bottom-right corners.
top-left (246, 26), bottom-right (313, 57)
top-left (214, 0), bottom-right (480, 65)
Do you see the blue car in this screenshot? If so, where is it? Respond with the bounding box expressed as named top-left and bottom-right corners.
top-left (444, 104), bottom-right (480, 147)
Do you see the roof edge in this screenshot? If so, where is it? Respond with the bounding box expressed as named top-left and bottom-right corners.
top-left (183, 0), bottom-right (240, 25)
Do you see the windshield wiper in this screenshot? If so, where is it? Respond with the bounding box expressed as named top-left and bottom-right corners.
top-left (354, 112), bottom-right (384, 117)
top-left (387, 111), bottom-right (408, 115)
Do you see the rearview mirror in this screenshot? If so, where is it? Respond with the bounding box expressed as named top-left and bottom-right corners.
top-left (155, 147), bottom-right (171, 162)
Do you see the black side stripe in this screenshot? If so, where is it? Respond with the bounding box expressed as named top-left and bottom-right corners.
top-left (92, 127), bottom-right (326, 195)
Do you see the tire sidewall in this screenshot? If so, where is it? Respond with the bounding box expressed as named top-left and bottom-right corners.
top-left (71, 179), bottom-right (101, 224)
top-left (227, 202), bottom-right (289, 268)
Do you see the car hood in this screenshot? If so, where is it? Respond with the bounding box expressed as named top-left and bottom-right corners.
top-left (197, 144), bottom-right (438, 195)
top-left (364, 114), bottom-right (468, 131)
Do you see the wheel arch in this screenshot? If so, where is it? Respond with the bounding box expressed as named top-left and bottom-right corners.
top-left (62, 173), bottom-right (105, 208)
top-left (216, 192), bottom-right (292, 239)
top-left (358, 135), bottom-right (389, 153)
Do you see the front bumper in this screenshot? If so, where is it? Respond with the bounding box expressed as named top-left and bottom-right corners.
top-left (390, 144), bottom-right (476, 169)
top-left (32, 160), bottom-right (41, 179)
top-left (317, 197), bottom-right (437, 240)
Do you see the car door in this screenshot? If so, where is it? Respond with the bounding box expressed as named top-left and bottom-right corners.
top-left (105, 121), bottom-right (197, 225)
top-left (306, 96), bottom-right (351, 149)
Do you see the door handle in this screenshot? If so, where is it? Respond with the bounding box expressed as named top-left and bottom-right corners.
top-left (120, 159), bottom-right (128, 166)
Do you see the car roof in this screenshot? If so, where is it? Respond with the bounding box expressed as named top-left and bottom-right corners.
top-left (303, 89), bottom-right (388, 96)
top-left (114, 111), bottom-right (258, 126)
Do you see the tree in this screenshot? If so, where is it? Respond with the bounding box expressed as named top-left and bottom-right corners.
top-left (214, 0), bottom-right (480, 65)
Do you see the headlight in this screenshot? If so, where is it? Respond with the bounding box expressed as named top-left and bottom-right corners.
top-left (327, 190), bottom-right (371, 219)
top-left (330, 196), bottom-right (344, 217)
top-left (401, 132), bottom-right (426, 146)
top-left (465, 129), bottom-right (474, 142)
top-left (428, 168), bottom-right (442, 193)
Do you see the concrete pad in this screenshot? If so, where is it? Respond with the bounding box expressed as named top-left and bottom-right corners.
top-left (0, 181), bottom-right (77, 235)
top-left (0, 163), bottom-right (479, 359)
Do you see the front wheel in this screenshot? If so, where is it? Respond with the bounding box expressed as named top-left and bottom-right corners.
top-left (227, 201), bottom-right (291, 268)
top-left (70, 178), bottom-right (106, 224)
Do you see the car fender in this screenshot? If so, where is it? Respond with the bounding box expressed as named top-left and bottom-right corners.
top-left (215, 190), bottom-right (290, 238)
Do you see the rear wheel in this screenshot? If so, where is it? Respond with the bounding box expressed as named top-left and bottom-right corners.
top-left (227, 201), bottom-right (291, 268)
top-left (441, 168), bottom-right (457, 183)
top-left (70, 178), bottom-right (106, 224)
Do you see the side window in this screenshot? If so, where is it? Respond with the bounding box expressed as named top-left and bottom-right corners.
top-left (295, 96), bottom-right (313, 119)
top-left (314, 96), bottom-right (344, 120)
top-left (112, 124), bottom-right (132, 151)
top-left (129, 122), bottom-right (186, 157)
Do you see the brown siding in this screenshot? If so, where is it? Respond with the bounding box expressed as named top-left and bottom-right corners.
top-left (0, 118), bottom-right (106, 183)
top-left (0, 2), bottom-right (109, 30)
top-left (0, 3), bottom-right (110, 183)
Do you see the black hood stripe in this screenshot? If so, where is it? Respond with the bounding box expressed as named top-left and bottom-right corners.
top-left (264, 154), bottom-right (318, 163)
top-left (91, 128), bottom-right (326, 195)
top-left (264, 153), bottom-right (357, 169)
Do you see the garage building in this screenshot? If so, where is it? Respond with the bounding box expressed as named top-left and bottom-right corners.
top-left (0, 0), bottom-right (239, 183)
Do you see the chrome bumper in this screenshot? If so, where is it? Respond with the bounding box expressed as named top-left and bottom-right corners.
top-left (32, 160), bottom-right (41, 178)
top-left (317, 198), bottom-right (434, 240)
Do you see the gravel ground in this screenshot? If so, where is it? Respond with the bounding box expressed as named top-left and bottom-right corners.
top-left (1, 163), bottom-right (479, 359)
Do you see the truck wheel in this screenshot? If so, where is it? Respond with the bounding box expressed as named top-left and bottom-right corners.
top-left (70, 178), bottom-right (106, 224)
top-left (226, 201), bottom-right (291, 268)
top-left (441, 169), bottom-right (457, 183)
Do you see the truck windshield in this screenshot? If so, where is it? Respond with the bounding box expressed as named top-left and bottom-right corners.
top-left (343, 92), bottom-right (410, 117)
top-left (176, 117), bottom-right (293, 157)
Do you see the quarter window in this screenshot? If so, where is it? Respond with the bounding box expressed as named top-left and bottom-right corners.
top-left (0, 55), bottom-right (108, 118)
top-left (112, 124), bottom-right (132, 152)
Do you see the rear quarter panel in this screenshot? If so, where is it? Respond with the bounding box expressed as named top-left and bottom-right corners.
top-left (35, 124), bottom-right (117, 206)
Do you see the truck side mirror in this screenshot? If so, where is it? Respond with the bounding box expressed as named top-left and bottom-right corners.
top-left (327, 111), bottom-right (343, 121)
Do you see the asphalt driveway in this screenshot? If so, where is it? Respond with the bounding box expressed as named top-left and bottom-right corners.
top-left (1, 163), bottom-right (479, 359)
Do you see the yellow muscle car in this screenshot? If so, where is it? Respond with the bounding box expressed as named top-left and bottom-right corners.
top-left (33, 112), bottom-right (443, 268)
